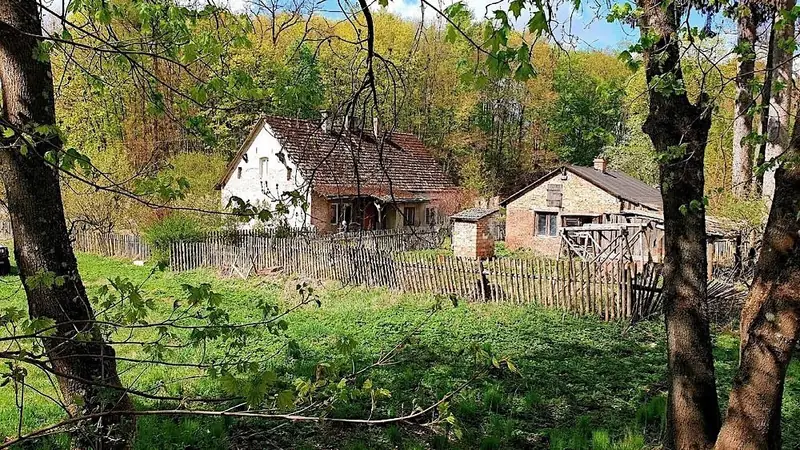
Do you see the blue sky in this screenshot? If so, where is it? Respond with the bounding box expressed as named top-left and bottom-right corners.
top-left (46, 0), bottom-right (728, 52)
top-left (215, 0), bottom-right (637, 50)
top-left (376, 0), bottom-right (637, 50)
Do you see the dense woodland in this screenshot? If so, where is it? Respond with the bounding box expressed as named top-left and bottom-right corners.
top-left (47, 2), bottom-right (763, 233)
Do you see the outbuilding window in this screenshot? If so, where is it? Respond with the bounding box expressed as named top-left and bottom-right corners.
top-left (536, 212), bottom-right (558, 236)
top-left (546, 184), bottom-right (563, 207)
top-left (562, 215), bottom-right (598, 227)
top-left (259, 157), bottom-right (268, 180)
top-left (425, 207), bottom-right (437, 225)
top-left (403, 206), bottom-right (416, 226)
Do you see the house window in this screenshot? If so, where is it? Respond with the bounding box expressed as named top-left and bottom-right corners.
top-left (562, 215), bottom-right (597, 228)
top-left (536, 212), bottom-right (558, 236)
top-left (425, 207), bottom-right (437, 225)
top-left (286, 167), bottom-right (293, 181)
top-left (237, 167), bottom-right (242, 179)
top-left (403, 206), bottom-right (416, 226)
top-left (330, 203), bottom-right (351, 224)
top-left (546, 184), bottom-right (562, 208)
top-left (259, 157), bottom-right (268, 180)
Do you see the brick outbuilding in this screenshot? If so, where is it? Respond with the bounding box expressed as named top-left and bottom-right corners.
top-left (451, 208), bottom-right (499, 259)
top-left (500, 158), bottom-right (660, 255)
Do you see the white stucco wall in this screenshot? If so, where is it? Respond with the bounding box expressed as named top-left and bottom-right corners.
top-left (221, 124), bottom-right (310, 228)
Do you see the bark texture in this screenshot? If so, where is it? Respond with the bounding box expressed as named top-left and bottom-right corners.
top-left (732, 2), bottom-right (758, 198)
top-left (637, 0), bottom-right (721, 447)
top-left (715, 108), bottom-right (800, 450)
top-left (0, 1), bottom-right (134, 448)
top-left (762, 2), bottom-right (794, 202)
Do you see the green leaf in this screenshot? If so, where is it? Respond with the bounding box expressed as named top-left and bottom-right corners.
top-left (506, 360), bottom-right (518, 373)
top-left (509, 0), bottom-right (524, 19)
top-left (514, 61), bottom-right (535, 81)
top-left (276, 389), bottom-right (295, 410)
top-left (528, 10), bottom-right (548, 35)
top-left (32, 41), bottom-right (53, 62)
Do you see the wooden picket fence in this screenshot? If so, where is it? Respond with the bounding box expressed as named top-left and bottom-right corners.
top-left (0, 220), bottom-right (663, 320)
top-left (64, 227), bottom-right (441, 264)
top-left (169, 239), bottom-right (663, 321)
top-left (201, 228), bottom-right (446, 254)
top-left (72, 231), bottom-right (152, 260)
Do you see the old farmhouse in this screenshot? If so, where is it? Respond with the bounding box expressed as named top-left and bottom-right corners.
top-left (216, 115), bottom-right (460, 232)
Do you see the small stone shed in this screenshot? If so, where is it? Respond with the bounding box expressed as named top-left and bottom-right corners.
top-left (500, 158), bottom-right (661, 255)
top-left (451, 207), bottom-right (499, 259)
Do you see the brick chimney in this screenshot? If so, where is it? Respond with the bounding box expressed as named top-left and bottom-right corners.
top-left (320, 110), bottom-right (330, 133)
top-left (345, 115), bottom-right (359, 132)
top-left (593, 157), bottom-right (607, 173)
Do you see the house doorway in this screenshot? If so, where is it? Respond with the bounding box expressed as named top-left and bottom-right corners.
top-left (363, 202), bottom-right (378, 230)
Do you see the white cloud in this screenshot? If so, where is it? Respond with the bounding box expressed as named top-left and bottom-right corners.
top-left (384, 0), bottom-right (425, 20)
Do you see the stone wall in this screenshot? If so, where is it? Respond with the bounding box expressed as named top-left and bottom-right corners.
top-left (452, 221), bottom-right (478, 259)
top-left (505, 170), bottom-right (621, 255)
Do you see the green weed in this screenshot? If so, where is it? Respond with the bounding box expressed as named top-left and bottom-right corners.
top-left (0, 252), bottom-right (797, 448)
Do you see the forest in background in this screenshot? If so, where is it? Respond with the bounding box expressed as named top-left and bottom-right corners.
top-left (49, 2), bottom-right (762, 233)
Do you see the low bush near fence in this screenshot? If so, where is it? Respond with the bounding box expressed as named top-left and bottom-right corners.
top-left (142, 213), bottom-right (208, 262)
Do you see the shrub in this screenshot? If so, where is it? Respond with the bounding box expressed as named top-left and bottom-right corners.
top-left (142, 213), bottom-right (207, 262)
top-left (482, 384), bottom-right (506, 413)
top-left (385, 424), bottom-right (403, 447)
top-left (636, 394), bottom-right (667, 435)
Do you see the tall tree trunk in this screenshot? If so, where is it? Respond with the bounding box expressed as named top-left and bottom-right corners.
top-left (754, 19), bottom-right (775, 195)
top-left (637, 0), bottom-right (721, 447)
top-left (0, 1), bottom-right (134, 448)
top-left (732, 2), bottom-right (758, 198)
top-left (762, 3), bottom-right (794, 203)
top-left (715, 100), bottom-right (800, 450)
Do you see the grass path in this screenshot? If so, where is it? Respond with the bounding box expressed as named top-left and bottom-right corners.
top-left (0, 253), bottom-right (797, 449)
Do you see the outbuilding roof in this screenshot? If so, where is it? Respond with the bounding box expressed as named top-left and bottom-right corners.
top-left (451, 207), bottom-right (499, 222)
top-left (216, 116), bottom-right (456, 194)
top-left (500, 165), bottom-right (662, 210)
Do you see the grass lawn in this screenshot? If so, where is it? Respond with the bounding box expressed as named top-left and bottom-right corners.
top-left (0, 252), bottom-right (798, 449)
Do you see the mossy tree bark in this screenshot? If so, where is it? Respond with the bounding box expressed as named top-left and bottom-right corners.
top-left (637, 0), bottom-right (721, 447)
top-left (0, 0), bottom-right (134, 448)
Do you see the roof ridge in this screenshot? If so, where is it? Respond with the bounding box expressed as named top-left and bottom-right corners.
top-left (216, 115), bottom-right (455, 192)
top-left (501, 164), bottom-right (661, 209)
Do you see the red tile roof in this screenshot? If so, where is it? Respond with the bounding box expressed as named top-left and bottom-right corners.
top-left (217, 116), bottom-right (456, 194)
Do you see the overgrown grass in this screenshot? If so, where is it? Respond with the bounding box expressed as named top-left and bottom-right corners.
top-left (0, 252), bottom-right (798, 449)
